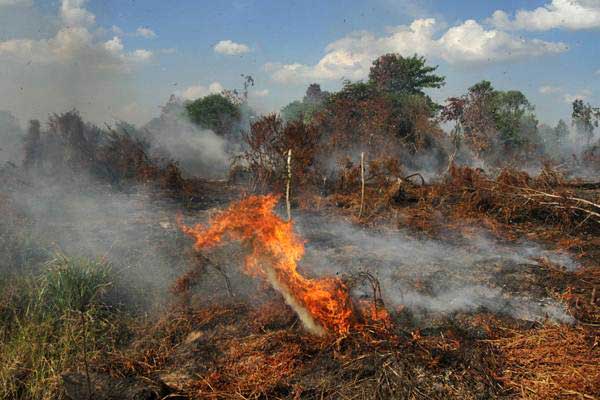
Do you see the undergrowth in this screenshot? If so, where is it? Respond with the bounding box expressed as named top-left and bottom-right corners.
top-left (0, 255), bottom-right (135, 400)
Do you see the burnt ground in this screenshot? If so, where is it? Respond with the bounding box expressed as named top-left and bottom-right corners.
top-left (53, 178), bottom-right (599, 400)
top-left (1, 164), bottom-right (597, 400)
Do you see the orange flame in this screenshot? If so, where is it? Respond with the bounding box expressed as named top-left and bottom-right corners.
top-left (178, 195), bottom-right (354, 336)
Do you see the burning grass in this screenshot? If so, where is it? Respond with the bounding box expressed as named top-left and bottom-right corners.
top-left (176, 194), bottom-right (395, 336)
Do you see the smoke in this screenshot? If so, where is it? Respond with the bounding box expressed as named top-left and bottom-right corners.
top-left (296, 215), bottom-right (576, 324)
top-left (0, 110), bottom-right (24, 164)
top-left (3, 169), bottom-right (187, 309)
top-left (142, 97), bottom-right (230, 178)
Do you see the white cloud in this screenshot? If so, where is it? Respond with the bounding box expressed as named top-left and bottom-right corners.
top-left (595, 69), bottom-right (600, 75)
top-left (136, 27), bottom-right (156, 39)
top-left (61, 0), bottom-right (95, 27)
top-left (266, 18), bottom-right (567, 84)
top-left (104, 36), bottom-right (124, 54)
top-left (130, 49), bottom-right (153, 62)
top-left (0, 27), bottom-right (152, 68)
top-left (180, 81), bottom-right (224, 100)
top-left (0, 0), bottom-right (153, 124)
top-left (111, 25), bottom-right (124, 35)
top-left (564, 89), bottom-right (592, 103)
top-left (438, 20), bottom-right (566, 63)
top-left (214, 39), bottom-right (251, 55)
top-left (539, 85), bottom-right (562, 94)
top-left (487, 0), bottom-right (600, 31)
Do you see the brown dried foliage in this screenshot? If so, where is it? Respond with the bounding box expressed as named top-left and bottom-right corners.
top-left (240, 114), bottom-right (321, 193)
top-left (491, 326), bottom-right (600, 399)
top-left (434, 164), bottom-right (600, 233)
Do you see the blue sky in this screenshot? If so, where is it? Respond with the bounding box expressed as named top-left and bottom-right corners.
top-left (0, 0), bottom-right (598, 126)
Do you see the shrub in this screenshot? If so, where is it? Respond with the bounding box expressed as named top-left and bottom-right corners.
top-left (241, 114), bottom-right (321, 192)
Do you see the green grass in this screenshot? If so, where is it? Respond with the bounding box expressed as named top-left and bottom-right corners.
top-left (0, 255), bottom-right (133, 400)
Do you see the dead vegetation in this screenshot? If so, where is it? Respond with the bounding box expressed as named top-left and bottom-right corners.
top-left (1, 106), bottom-right (599, 399)
top-left (491, 325), bottom-right (599, 399)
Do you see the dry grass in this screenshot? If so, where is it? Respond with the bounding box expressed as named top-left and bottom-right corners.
top-left (491, 326), bottom-right (600, 399)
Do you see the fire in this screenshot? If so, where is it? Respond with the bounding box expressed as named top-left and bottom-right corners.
top-left (177, 195), bottom-right (354, 336)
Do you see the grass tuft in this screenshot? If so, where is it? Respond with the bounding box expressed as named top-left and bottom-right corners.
top-left (0, 254), bottom-right (129, 400)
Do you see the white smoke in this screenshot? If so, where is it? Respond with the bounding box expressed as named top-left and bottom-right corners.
top-left (296, 216), bottom-right (576, 324)
top-left (142, 97), bottom-right (230, 178)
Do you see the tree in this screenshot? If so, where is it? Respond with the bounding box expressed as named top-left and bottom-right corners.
top-left (281, 101), bottom-right (307, 123)
top-left (442, 80), bottom-right (541, 163)
top-left (572, 99), bottom-right (599, 145)
top-left (494, 90), bottom-right (537, 149)
top-left (281, 84), bottom-right (329, 123)
top-left (23, 119), bottom-right (41, 169)
top-left (368, 54), bottom-right (445, 97)
top-left (554, 119), bottom-right (569, 147)
top-left (186, 94), bottom-right (241, 136)
top-left (303, 83), bottom-right (329, 105)
top-left (242, 114), bottom-right (321, 191)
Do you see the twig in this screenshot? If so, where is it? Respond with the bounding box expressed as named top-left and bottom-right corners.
top-left (404, 173), bottom-right (425, 186)
top-left (359, 152), bottom-right (365, 219)
top-left (286, 149), bottom-right (292, 221)
top-left (80, 310), bottom-right (93, 400)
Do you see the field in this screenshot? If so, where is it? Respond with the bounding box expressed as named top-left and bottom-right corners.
top-left (0, 119), bottom-right (598, 400)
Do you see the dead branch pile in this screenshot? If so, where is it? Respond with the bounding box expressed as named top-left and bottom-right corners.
top-left (434, 164), bottom-right (600, 233)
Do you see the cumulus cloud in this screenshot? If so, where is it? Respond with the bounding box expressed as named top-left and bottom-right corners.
top-left (0, 0), bottom-right (154, 124)
top-left (487, 0), bottom-right (600, 31)
top-left (180, 81), bottom-right (224, 100)
top-left (214, 39), bottom-right (251, 55)
top-left (539, 85), bottom-right (562, 94)
top-left (61, 0), bottom-right (95, 27)
top-left (130, 48), bottom-right (153, 62)
top-left (136, 27), bottom-right (157, 38)
top-left (103, 36), bottom-right (124, 53)
top-left (266, 18), bottom-right (567, 84)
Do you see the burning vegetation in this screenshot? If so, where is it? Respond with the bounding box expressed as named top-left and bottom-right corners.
top-left (177, 194), bottom-right (355, 336)
top-left (0, 52), bottom-right (599, 400)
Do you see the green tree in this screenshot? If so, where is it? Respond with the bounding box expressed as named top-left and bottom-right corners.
top-left (368, 54), bottom-right (445, 97)
top-left (313, 56), bottom-right (446, 156)
top-left (281, 101), bottom-right (307, 123)
top-left (186, 94), bottom-right (241, 136)
top-left (494, 90), bottom-right (537, 149)
top-left (442, 80), bottom-right (541, 161)
top-left (281, 84), bottom-right (329, 123)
